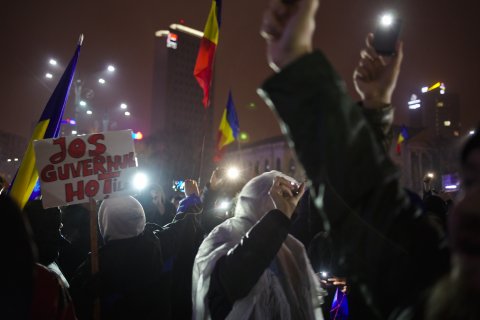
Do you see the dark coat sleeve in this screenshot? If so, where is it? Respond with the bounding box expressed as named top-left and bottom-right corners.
top-left (208, 210), bottom-right (291, 320)
top-left (258, 51), bottom-right (449, 318)
top-left (359, 102), bottom-right (395, 154)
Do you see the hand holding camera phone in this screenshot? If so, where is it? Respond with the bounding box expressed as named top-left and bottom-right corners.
top-left (291, 181), bottom-right (301, 196)
top-left (373, 13), bottom-right (402, 56)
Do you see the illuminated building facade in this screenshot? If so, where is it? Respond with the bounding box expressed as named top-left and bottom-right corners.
top-left (408, 82), bottom-right (461, 137)
top-left (222, 136), bottom-right (307, 183)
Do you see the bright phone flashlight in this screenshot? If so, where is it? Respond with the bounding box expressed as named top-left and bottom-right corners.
top-left (226, 167), bottom-right (240, 180)
top-left (380, 13), bottom-right (394, 27)
top-left (133, 172), bottom-right (149, 191)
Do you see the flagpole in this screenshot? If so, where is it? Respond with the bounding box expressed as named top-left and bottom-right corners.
top-left (89, 197), bottom-right (101, 320)
top-left (197, 106), bottom-right (208, 186)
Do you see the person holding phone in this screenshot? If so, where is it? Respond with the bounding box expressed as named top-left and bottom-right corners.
top-left (258, 0), bottom-right (448, 318)
top-left (192, 171), bottom-right (325, 320)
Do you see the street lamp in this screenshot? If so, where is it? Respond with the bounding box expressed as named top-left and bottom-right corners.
top-left (45, 73), bottom-right (53, 79)
top-left (79, 100), bottom-right (87, 107)
top-left (86, 110), bottom-right (93, 115)
top-left (124, 111), bottom-right (131, 116)
top-left (49, 59), bottom-right (57, 66)
top-left (98, 78), bottom-right (106, 84)
top-left (120, 103), bottom-right (128, 109)
top-left (107, 65), bottom-right (115, 72)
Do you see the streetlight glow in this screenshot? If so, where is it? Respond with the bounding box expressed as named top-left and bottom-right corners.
top-left (98, 78), bottom-right (106, 84)
top-left (120, 103), bottom-right (128, 109)
top-left (7, 159), bottom-right (11, 162)
top-left (14, 158), bottom-right (18, 162)
top-left (86, 110), bottom-right (93, 115)
top-left (107, 65), bottom-right (115, 72)
top-left (124, 111), bottom-right (131, 116)
top-left (45, 73), bottom-right (53, 79)
top-left (239, 132), bottom-right (249, 141)
top-left (79, 100), bottom-right (87, 107)
top-left (469, 130), bottom-right (476, 135)
top-left (49, 59), bottom-right (57, 66)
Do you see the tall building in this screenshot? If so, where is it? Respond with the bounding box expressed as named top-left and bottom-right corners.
top-left (407, 82), bottom-right (461, 137)
top-left (149, 24), bottom-right (215, 185)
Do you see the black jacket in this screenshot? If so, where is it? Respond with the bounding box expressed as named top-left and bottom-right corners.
top-left (208, 210), bottom-right (291, 320)
top-left (70, 231), bottom-right (168, 320)
top-left (259, 51), bottom-right (449, 319)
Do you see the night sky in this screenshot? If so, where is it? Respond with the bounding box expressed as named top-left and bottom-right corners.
top-left (1, 0), bottom-right (479, 143)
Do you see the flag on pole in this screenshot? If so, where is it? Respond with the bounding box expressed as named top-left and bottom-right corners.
top-left (214, 91), bottom-right (239, 162)
top-left (194, 0), bottom-right (222, 108)
top-left (396, 125), bottom-right (409, 155)
top-left (9, 36), bottom-right (82, 209)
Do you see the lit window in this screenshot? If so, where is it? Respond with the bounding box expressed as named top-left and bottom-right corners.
top-left (437, 101), bottom-right (444, 107)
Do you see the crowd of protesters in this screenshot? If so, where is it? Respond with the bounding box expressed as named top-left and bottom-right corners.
top-left (1, 0), bottom-right (480, 319)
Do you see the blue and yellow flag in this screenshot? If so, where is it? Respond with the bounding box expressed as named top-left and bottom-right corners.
top-left (9, 37), bottom-right (82, 208)
top-left (214, 91), bottom-right (239, 162)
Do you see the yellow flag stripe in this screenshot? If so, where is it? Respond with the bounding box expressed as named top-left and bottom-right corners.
top-left (217, 109), bottom-right (235, 149)
top-left (203, 1), bottom-right (220, 44)
top-left (9, 119), bottom-right (50, 209)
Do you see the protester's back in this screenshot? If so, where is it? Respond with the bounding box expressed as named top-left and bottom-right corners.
top-left (70, 196), bottom-right (169, 320)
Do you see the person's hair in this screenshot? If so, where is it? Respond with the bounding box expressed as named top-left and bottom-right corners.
top-left (426, 275), bottom-right (480, 320)
top-left (149, 184), bottom-right (165, 202)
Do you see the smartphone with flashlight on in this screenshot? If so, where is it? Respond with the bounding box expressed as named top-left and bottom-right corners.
top-left (291, 182), bottom-right (301, 196)
top-left (373, 13), bottom-right (402, 56)
top-left (172, 180), bottom-right (185, 193)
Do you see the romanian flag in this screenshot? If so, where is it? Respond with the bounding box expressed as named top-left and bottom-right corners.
top-left (396, 125), bottom-right (409, 155)
top-left (214, 91), bottom-right (239, 162)
top-left (194, 0), bottom-right (222, 108)
top-left (9, 37), bottom-right (82, 208)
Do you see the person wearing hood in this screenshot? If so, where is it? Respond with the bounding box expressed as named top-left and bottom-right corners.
top-left (23, 200), bottom-right (70, 288)
top-left (70, 196), bottom-right (168, 320)
top-left (192, 171), bottom-right (325, 320)
top-left (1, 195), bottom-right (76, 320)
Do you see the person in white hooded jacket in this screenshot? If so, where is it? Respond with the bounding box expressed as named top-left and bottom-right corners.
top-left (192, 171), bottom-right (325, 320)
top-left (70, 196), bottom-right (168, 320)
